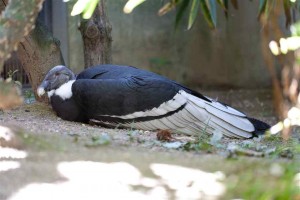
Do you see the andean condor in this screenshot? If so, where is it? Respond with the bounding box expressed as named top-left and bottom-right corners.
top-left (37, 65), bottom-right (270, 139)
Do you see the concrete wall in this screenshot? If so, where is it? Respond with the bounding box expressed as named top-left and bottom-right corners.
top-left (107, 0), bottom-right (271, 88)
top-left (65, 0), bottom-right (272, 88)
top-left (66, 1), bottom-right (85, 74)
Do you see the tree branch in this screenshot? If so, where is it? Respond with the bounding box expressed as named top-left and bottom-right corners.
top-left (0, 0), bottom-right (45, 68)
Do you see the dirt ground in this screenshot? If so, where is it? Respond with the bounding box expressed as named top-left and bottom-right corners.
top-left (0, 89), bottom-right (299, 200)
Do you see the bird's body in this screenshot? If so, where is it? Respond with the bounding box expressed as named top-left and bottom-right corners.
top-left (38, 65), bottom-right (270, 139)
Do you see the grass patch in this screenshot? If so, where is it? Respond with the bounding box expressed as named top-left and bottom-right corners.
top-left (224, 160), bottom-right (300, 199)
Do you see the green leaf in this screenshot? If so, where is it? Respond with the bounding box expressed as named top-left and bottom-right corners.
top-left (123, 0), bottom-right (146, 14)
top-left (82, 0), bottom-right (100, 19)
top-left (71, 0), bottom-right (100, 19)
top-left (283, 0), bottom-right (292, 27)
top-left (158, 2), bottom-right (176, 16)
top-left (291, 22), bottom-right (300, 36)
top-left (257, 0), bottom-right (275, 22)
top-left (216, 0), bottom-right (229, 19)
top-left (158, 2), bottom-right (172, 16)
top-left (175, 0), bottom-right (190, 29)
top-left (71, 0), bottom-right (88, 16)
top-left (209, 0), bottom-right (217, 27)
top-left (224, 0), bottom-right (228, 18)
top-left (200, 0), bottom-right (217, 29)
top-left (216, 0), bottom-right (226, 9)
top-left (258, 0), bottom-right (267, 19)
top-left (188, 0), bottom-right (200, 30)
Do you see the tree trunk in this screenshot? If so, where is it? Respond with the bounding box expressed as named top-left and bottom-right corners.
top-left (260, 2), bottom-right (297, 138)
top-left (260, 18), bottom-right (284, 119)
top-left (17, 21), bottom-right (65, 102)
top-left (79, 0), bottom-right (112, 67)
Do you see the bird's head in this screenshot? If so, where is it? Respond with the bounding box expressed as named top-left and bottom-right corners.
top-left (37, 65), bottom-right (76, 97)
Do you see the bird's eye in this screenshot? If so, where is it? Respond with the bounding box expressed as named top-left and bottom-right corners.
top-left (55, 72), bottom-right (60, 76)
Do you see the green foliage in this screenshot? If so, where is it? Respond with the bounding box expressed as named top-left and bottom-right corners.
top-left (82, 0), bottom-right (99, 19)
top-left (71, 0), bottom-right (100, 19)
top-left (183, 140), bottom-right (215, 152)
top-left (123, 0), bottom-right (146, 14)
top-left (199, 0), bottom-right (217, 29)
top-left (226, 161), bottom-right (300, 199)
top-left (122, 0), bottom-right (300, 30)
top-left (258, 0), bottom-right (268, 19)
top-left (182, 133), bottom-right (217, 152)
top-left (24, 89), bottom-right (35, 104)
top-left (259, 0), bottom-right (299, 27)
top-left (22, 133), bottom-right (59, 151)
top-left (187, 0), bottom-right (298, 29)
top-left (175, 0), bottom-right (190, 29)
top-left (85, 134), bottom-right (111, 147)
top-left (291, 21), bottom-right (300, 36)
top-left (158, 0), bottom-right (179, 16)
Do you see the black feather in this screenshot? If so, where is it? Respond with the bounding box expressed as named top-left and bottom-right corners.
top-left (247, 117), bottom-right (270, 136)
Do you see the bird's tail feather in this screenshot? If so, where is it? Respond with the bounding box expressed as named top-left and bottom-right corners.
top-left (182, 92), bottom-right (269, 138)
top-left (182, 98), bottom-right (252, 138)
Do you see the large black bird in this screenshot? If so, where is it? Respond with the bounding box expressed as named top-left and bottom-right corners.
top-left (37, 65), bottom-right (270, 139)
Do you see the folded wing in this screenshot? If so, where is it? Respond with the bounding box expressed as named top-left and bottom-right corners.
top-left (72, 75), bottom-right (257, 139)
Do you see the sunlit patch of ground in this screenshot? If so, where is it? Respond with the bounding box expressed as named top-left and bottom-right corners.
top-left (8, 161), bottom-right (225, 200)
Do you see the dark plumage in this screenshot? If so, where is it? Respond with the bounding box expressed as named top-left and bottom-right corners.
top-left (37, 64), bottom-right (270, 139)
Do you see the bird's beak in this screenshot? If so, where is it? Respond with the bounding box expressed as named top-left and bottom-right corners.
top-left (37, 80), bottom-right (49, 97)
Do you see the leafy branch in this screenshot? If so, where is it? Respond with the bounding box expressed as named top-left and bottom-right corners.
top-left (123, 0), bottom-right (299, 30)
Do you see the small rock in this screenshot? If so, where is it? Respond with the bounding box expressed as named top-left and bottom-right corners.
top-left (163, 141), bottom-right (183, 149)
top-left (227, 143), bottom-right (238, 152)
top-left (269, 163), bottom-right (284, 177)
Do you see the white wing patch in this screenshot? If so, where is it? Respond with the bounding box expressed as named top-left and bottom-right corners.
top-left (204, 96), bottom-right (246, 117)
top-left (100, 91), bottom-right (187, 119)
top-left (92, 90), bottom-right (255, 139)
top-left (54, 80), bottom-right (75, 100)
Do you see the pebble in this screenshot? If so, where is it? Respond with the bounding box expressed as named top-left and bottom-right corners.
top-left (163, 141), bottom-right (184, 149)
top-left (269, 163), bottom-right (284, 177)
